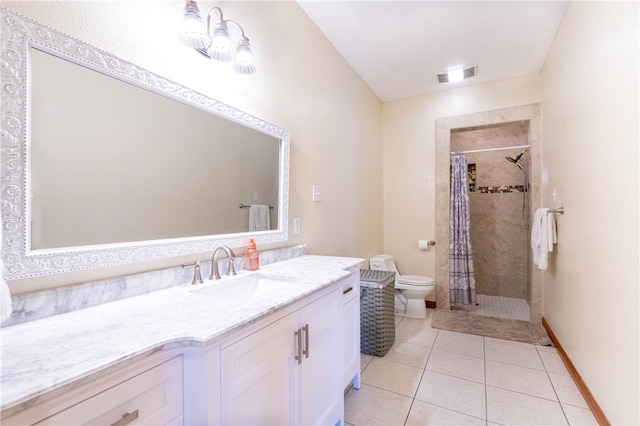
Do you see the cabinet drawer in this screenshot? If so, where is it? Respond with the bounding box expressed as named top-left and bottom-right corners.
top-left (341, 273), bottom-right (359, 305)
top-left (36, 356), bottom-right (183, 426)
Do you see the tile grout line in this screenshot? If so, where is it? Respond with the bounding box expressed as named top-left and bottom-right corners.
top-left (538, 345), bottom-right (572, 425)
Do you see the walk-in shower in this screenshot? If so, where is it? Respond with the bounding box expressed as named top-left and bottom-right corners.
top-left (449, 120), bottom-right (532, 320)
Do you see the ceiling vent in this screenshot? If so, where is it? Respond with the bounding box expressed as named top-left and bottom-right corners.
top-left (437, 65), bottom-right (477, 83)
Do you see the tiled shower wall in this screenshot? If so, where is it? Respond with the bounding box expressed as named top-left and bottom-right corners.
top-left (451, 122), bottom-right (529, 299)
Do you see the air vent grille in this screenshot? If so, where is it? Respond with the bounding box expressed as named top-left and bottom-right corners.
top-left (437, 65), bottom-right (477, 83)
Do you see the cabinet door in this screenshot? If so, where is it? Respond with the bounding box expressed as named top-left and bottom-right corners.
top-left (342, 295), bottom-right (361, 390)
top-left (299, 289), bottom-right (342, 426)
top-left (221, 315), bottom-right (299, 425)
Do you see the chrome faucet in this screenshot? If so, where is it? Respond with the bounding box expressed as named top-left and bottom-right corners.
top-left (209, 246), bottom-right (237, 280)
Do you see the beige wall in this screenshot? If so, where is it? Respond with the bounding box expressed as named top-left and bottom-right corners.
top-left (541, 1), bottom-right (639, 424)
top-left (3, 1), bottom-right (383, 293)
top-left (382, 75), bottom-right (541, 301)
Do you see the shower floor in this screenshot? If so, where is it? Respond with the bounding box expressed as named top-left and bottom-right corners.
top-left (451, 294), bottom-right (530, 321)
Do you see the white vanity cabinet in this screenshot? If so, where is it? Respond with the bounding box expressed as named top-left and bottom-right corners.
top-left (341, 270), bottom-right (361, 390)
top-left (3, 355), bottom-right (184, 426)
top-left (220, 284), bottom-right (343, 425)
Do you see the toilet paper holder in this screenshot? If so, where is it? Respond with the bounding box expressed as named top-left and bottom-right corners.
top-left (418, 240), bottom-right (436, 249)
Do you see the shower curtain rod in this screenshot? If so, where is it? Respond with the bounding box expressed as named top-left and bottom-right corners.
top-left (451, 144), bottom-right (529, 155)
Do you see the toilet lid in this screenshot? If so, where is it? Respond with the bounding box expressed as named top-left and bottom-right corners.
top-left (397, 275), bottom-right (435, 286)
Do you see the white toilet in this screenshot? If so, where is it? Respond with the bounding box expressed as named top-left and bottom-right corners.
top-left (369, 254), bottom-right (435, 319)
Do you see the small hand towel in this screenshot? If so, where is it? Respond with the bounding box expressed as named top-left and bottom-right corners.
top-left (249, 205), bottom-right (271, 232)
top-left (531, 208), bottom-right (550, 270)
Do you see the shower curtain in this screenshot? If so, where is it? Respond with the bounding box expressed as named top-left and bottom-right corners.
top-left (450, 154), bottom-right (477, 305)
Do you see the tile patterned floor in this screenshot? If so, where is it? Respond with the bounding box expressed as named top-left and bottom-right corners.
top-left (345, 312), bottom-right (598, 425)
top-left (452, 294), bottom-right (531, 321)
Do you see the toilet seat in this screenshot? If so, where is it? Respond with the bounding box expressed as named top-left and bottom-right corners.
top-left (397, 275), bottom-right (435, 287)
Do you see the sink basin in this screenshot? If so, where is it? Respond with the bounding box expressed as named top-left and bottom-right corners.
top-left (192, 273), bottom-right (295, 301)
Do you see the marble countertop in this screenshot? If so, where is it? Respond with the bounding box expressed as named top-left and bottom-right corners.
top-left (0, 255), bottom-right (364, 414)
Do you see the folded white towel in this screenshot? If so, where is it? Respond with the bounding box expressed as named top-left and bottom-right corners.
top-left (249, 205), bottom-right (271, 232)
top-left (531, 208), bottom-right (557, 270)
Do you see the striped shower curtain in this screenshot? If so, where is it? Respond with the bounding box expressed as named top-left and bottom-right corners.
top-left (449, 154), bottom-right (477, 306)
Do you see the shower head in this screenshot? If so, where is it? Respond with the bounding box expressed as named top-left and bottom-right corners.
top-left (506, 149), bottom-right (528, 172)
top-left (506, 149), bottom-right (528, 163)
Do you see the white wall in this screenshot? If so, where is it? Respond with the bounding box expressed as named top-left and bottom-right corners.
top-left (541, 1), bottom-right (639, 424)
top-left (382, 75), bottom-right (541, 289)
top-left (3, 1), bottom-right (383, 293)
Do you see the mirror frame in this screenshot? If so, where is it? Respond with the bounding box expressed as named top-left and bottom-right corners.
top-left (0, 7), bottom-right (290, 280)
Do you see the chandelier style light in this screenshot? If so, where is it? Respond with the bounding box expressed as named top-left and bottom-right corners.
top-left (179, 0), bottom-right (256, 74)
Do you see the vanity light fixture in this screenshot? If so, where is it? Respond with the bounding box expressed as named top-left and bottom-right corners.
top-left (437, 65), bottom-right (477, 83)
top-left (179, 0), bottom-right (256, 74)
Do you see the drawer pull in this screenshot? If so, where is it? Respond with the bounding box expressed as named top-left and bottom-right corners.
top-left (343, 286), bottom-right (353, 295)
top-left (111, 410), bottom-right (139, 426)
top-left (302, 324), bottom-right (310, 359)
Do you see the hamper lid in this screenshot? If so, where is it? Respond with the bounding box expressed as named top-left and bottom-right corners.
top-left (360, 269), bottom-right (395, 287)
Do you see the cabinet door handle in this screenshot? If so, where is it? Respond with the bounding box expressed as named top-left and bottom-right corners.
top-left (302, 324), bottom-right (310, 359)
top-left (343, 286), bottom-right (353, 295)
top-left (295, 328), bottom-right (302, 365)
top-left (110, 410), bottom-right (139, 426)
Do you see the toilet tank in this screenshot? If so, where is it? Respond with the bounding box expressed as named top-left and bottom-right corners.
top-left (369, 254), bottom-right (397, 272)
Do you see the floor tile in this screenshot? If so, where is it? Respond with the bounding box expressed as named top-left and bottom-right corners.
top-left (433, 330), bottom-right (485, 358)
top-left (485, 338), bottom-right (545, 370)
top-left (562, 403), bottom-right (598, 425)
top-left (360, 353), bottom-right (374, 372)
top-left (426, 348), bottom-right (486, 383)
top-left (395, 323), bottom-right (438, 347)
top-left (549, 372), bottom-right (589, 408)
top-left (485, 336), bottom-right (537, 350)
top-left (536, 344), bottom-right (559, 353)
top-left (486, 360), bottom-right (557, 400)
top-left (383, 340), bottom-right (432, 369)
top-left (406, 399), bottom-right (485, 426)
top-left (398, 315), bottom-right (433, 331)
top-left (538, 349), bottom-right (570, 375)
top-left (487, 385), bottom-right (568, 425)
top-left (415, 370), bottom-right (486, 419)
top-left (361, 357), bottom-right (424, 397)
top-left (344, 383), bottom-right (413, 426)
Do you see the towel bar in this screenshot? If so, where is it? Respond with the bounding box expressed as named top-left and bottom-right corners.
top-left (547, 207), bottom-right (564, 215)
top-left (239, 203), bottom-right (273, 209)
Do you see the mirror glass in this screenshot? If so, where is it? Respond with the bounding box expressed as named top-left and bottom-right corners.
top-left (0, 8), bottom-right (289, 279)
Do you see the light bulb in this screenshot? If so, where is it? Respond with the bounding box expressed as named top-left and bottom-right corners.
top-left (209, 20), bottom-right (233, 62)
top-left (179, 0), bottom-right (210, 50)
top-left (448, 68), bottom-right (464, 83)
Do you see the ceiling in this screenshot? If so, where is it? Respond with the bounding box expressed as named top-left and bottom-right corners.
top-left (297, 1), bottom-right (569, 102)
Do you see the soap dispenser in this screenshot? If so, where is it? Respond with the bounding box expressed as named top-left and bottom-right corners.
top-left (245, 238), bottom-right (259, 271)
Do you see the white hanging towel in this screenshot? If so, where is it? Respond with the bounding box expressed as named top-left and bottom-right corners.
top-left (1, 225), bottom-right (12, 323)
top-left (249, 204), bottom-right (271, 232)
top-left (531, 208), bottom-right (557, 270)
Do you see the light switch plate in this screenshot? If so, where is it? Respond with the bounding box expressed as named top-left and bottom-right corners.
top-left (312, 185), bottom-right (322, 202)
top-left (293, 217), bottom-right (301, 234)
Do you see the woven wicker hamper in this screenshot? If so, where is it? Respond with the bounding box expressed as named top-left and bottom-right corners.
top-left (359, 269), bottom-right (396, 356)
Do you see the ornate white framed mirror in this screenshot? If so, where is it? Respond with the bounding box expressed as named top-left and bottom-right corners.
top-left (0, 7), bottom-right (290, 280)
